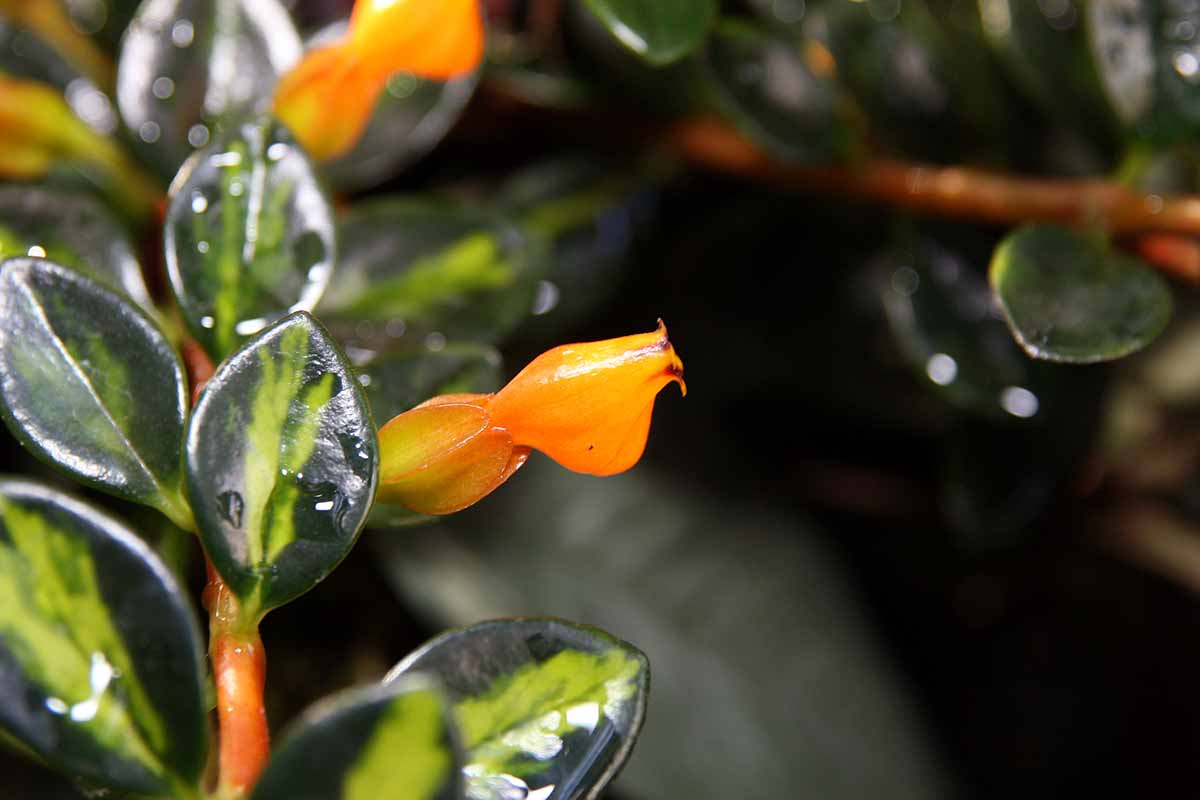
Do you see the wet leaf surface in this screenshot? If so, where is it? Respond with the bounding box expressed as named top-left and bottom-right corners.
top-left (116, 0), bottom-right (301, 179)
top-left (0, 480), bottom-right (207, 796)
top-left (387, 618), bottom-right (648, 800)
top-left (165, 117), bottom-right (335, 361)
top-left (252, 676), bottom-right (463, 800)
top-left (186, 312), bottom-right (377, 617)
top-left (0, 258), bottom-right (189, 527)
top-left (990, 225), bottom-right (1172, 363)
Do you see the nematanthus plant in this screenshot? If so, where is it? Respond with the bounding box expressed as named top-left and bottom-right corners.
top-left (0, 1), bottom-right (686, 798)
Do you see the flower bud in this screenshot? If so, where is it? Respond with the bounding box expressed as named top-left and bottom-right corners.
top-left (273, 0), bottom-right (483, 162)
top-left (377, 323), bottom-right (685, 514)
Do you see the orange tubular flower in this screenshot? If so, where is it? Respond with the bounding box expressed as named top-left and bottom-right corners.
top-left (378, 322), bottom-right (687, 514)
top-left (273, 0), bottom-right (484, 162)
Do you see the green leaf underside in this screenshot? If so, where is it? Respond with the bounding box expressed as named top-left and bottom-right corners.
top-left (0, 258), bottom-right (190, 525)
top-left (251, 679), bottom-right (462, 800)
top-left (0, 481), bottom-right (206, 796)
top-left (582, 0), bottom-right (717, 65)
top-left (187, 313), bottom-right (378, 617)
top-left (165, 119), bottom-right (334, 361)
top-left (320, 201), bottom-right (547, 347)
top-left (703, 22), bottom-right (850, 163)
top-left (990, 225), bottom-right (1172, 363)
top-left (388, 619), bottom-right (649, 800)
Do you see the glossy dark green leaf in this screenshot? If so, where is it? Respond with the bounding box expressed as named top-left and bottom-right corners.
top-left (990, 225), bottom-right (1172, 362)
top-left (165, 117), bottom-right (336, 361)
top-left (701, 20), bottom-right (853, 162)
top-left (186, 312), bottom-right (378, 617)
top-left (115, 0), bottom-right (302, 179)
top-left (252, 676), bottom-right (462, 800)
top-left (358, 343), bottom-right (502, 427)
top-left (580, 0), bottom-right (716, 65)
top-left (387, 618), bottom-right (649, 800)
top-left (0, 185), bottom-right (154, 314)
top-left (0, 480), bottom-right (207, 796)
top-left (0, 258), bottom-right (191, 528)
top-left (880, 233), bottom-right (1059, 419)
top-left (318, 199), bottom-right (547, 349)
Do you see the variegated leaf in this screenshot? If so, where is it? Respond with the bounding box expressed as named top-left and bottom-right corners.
top-left (186, 312), bottom-right (377, 617)
top-left (251, 676), bottom-right (463, 800)
top-left (165, 117), bottom-right (336, 362)
top-left (0, 257), bottom-right (191, 529)
top-left (0, 480), bottom-right (208, 796)
top-left (386, 618), bottom-right (649, 800)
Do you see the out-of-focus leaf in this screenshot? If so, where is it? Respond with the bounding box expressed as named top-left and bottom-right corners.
top-left (186, 312), bottom-right (377, 618)
top-left (387, 618), bottom-right (649, 800)
top-left (1086, 0), bottom-right (1200, 143)
top-left (318, 199), bottom-right (547, 349)
top-left (115, 0), bottom-right (302, 179)
top-left (990, 225), bottom-right (1171, 362)
top-left (0, 184), bottom-right (153, 313)
top-left (377, 462), bottom-right (950, 800)
top-left (358, 344), bottom-right (502, 427)
top-left (497, 158), bottom-right (657, 337)
top-left (805, 0), bottom-right (1008, 161)
top-left (251, 676), bottom-right (463, 800)
top-left (880, 233), bottom-right (1057, 419)
top-left (580, 0), bottom-right (716, 65)
top-left (165, 117), bottom-right (335, 361)
top-left (0, 258), bottom-right (190, 529)
top-left (701, 20), bottom-right (853, 162)
top-left (0, 479), bottom-right (207, 796)
top-left (980, 0), bottom-right (1120, 151)
top-left (0, 15), bottom-right (118, 136)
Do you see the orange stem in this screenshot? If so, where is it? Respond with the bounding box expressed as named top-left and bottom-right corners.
top-left (204, 561), bottom-right (269, 798)
top-left (664, 118), bottom-right (1200, 282)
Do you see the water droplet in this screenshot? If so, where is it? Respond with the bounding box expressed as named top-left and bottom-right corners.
top-left (139, 121), bottom-right (161, 143)
top-left (229, 180), bottom-right (245, 197)
top-left (925, 353), bottom-right (958, 386)
top-left (386, 72), bottom-right (418, 98)
top-left (314, 499), bottom-right (335, 512)
top-left (1175, 50), bottom-right (1200, 79)
top-left (197, 240), bottom-right (210, 254)
top-left (891, 266), bottom-right (920, 296)
top-left (385, 319), bottom-right (406, 338)
top-left (266, 142), bottom-right (290, 161)
top-left (26, 245), bottom-right (46, 258)
top-left (532, 280), bottom-right (560, 315)
top-left (191, 192), bottom-right (208, 214)
top-left (210, 151), bottom-right (243, 168)
top-left (219, 491), bottom-right (244, 527)
top-left (426, 332), bottom-right (447, 352)
top-left (171, 19), bottom-right (195, 47)
top-left (357, 373), bottom-right (372, 387)
top-left (200, 315), bottom-right (215, 328)
top-left (218, 491), bottom-right (244, 527)
top-left (1000, 386), bottom-right (1039, 418)
top-left (45, 697), bottom-right (68, 715)
top-left (152, 76), bottom-right (175, 100)
top-left (188, 123), bottom-right (210, 148)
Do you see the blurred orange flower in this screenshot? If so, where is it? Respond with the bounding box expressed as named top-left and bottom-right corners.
top-left (273, 0), bottom-right (484, 162)
top-left (377, 322), bottom-right (686, 514)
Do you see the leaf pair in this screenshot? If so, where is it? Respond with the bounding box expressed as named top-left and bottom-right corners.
top-left (0, 256), bottom-right (379, 620)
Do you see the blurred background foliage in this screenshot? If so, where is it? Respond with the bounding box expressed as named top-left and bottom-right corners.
top-left (6, 0), bottom-right (1200, 797)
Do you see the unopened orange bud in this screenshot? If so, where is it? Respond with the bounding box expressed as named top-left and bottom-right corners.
top-left (377, 322), bottom-right (686, 514)
top-left (273, 0), bottom-right (484, 162)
